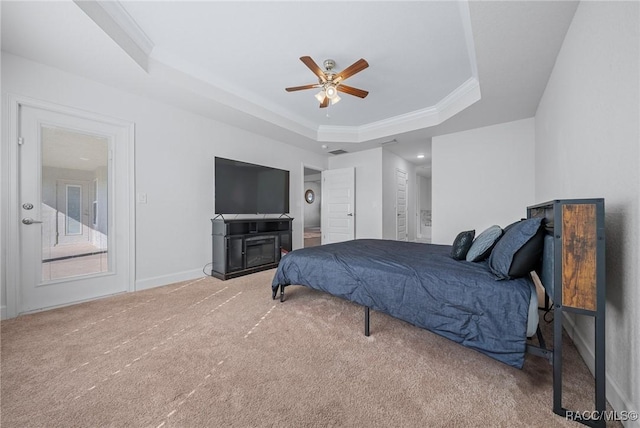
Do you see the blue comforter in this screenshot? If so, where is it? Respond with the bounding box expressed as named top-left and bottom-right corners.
top-left (272, 239), bottom-right (533, 368)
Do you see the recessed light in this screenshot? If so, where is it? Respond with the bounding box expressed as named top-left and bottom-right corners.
top-left (417, 154), bottom-right (425, 159)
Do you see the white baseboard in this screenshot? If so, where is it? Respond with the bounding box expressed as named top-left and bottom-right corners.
top-left (562, 313), bottom-right (639, 427)
top-left (135, 268), bottom-right (207, 292)
top-left (0, 270), bottom-right (208, 319)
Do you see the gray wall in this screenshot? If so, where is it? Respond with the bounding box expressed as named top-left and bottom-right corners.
top-left (432, 118), bottom-right (535, 244)
top-left (534, 1), bottom-right (639, 419)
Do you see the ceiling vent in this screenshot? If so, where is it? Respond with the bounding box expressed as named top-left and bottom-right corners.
top-left (328, 149), bottom-right (348, 155)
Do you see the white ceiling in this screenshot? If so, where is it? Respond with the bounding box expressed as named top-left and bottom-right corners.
top-left (1, 1), bottom-right (579, 177)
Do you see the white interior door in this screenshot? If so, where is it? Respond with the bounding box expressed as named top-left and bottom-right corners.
top-left (396, 169), bottom-right (407, 241)
top-left (16, 104), bottom-right (132, 313)
top-left (321, 167), bottom-right (355, 244)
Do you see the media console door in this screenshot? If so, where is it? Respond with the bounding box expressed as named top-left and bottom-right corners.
top-left (211, 218), bottom-right (293, 280)
top-left (227, 237), bottom-right (244, 273)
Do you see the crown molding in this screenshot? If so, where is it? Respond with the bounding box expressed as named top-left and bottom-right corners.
top-left (75, 0), bottom-right (480, 145)
top-left (148, 49), bottom-right (480, 145)
top-left (147, 53), bottom-right (319, 142)
top-left (317, 77), bottom-right (481, 143)
top-left (74, 0), bottom-right (154, 71)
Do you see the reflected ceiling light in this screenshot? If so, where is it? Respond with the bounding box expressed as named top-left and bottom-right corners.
top-left (417, 154), bottom-right (425, 159)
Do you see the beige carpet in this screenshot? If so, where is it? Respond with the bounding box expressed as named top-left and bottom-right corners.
top-left (1, 270), bottom-right (619, 427)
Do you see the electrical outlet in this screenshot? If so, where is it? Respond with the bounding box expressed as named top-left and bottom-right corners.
top-left (137, 193), bottom-right (147, 204)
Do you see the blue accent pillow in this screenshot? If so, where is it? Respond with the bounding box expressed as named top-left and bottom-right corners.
top-left (451, 230), bottom-right (475, 260)
top-left (489, 218), bottom-right (544, 279)
top-left (466, 225), bottom-right (503, 262)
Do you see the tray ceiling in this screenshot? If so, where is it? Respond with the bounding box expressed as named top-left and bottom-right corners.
top-left (1, 1), bottom-right (579, 172)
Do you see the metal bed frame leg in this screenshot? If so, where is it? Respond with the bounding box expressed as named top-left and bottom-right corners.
top-left (536, 325), bottom-right (547, 350)
top-left (272, 284), bottom-right (285, 301)
top-left (594, 306), bottom-right (606, 428)
top-left (364, 306), bottom-right (370, 337)
top-left (553, 304), bottom-right (564, 419)
top-left (553, 303), bottom-right (606, 428)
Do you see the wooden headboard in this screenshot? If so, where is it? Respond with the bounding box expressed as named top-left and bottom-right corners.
top-left (527, 199), bottom-right (603, 311)
top-left (526, 198), bottom-right (606, 426)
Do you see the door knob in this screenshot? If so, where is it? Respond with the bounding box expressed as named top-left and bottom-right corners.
top-left (347, 213), bottom-right (353, 217)
top-left (22, 218), bottom-right (43, 225)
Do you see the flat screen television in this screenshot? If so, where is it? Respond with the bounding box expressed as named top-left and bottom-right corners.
top-left (215, 157), bottom-right (290, 215)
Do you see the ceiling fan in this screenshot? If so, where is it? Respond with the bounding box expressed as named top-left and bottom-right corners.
top-left (285, 56), bottom-right (369, 108)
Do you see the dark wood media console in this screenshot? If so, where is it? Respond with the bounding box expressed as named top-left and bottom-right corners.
top-left (211, 217), bottom-right (293, 280)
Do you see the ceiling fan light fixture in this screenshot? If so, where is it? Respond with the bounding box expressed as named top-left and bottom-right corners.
top-left (285, 56), bottom-right (369, 108)
top-left (325, 84), bottom-right (338, 99)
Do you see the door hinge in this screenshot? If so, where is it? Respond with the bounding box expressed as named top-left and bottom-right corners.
top-left (18, 137), bottom-right (24, 146)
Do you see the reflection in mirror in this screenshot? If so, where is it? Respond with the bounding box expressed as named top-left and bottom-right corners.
top-left (41, 127), bottom-right (110, 282)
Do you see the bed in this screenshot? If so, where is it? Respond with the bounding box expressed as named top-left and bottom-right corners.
top-left (271, 218), bottom-right (544, 369)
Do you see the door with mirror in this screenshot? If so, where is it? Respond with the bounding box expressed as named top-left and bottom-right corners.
top-left (17, 104), bottom-right (132, 313)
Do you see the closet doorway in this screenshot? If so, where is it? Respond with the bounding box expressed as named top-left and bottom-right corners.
top-left (416, 172), bottom-right (432, 243)
top-left (303, 167), bottom-right (322, 248)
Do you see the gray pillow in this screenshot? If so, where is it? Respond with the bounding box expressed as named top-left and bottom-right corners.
top-left (466, 225), bottom-right (503, 262)
top-left (451, 230), bottom-right (475, 260)
top-left (489, 217), bottom-right (544, 279)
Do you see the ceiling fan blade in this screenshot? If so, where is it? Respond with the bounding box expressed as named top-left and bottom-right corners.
top-left (285, 84), bottom-right (321, 92)
top-left (300, 56), bottom-right (327, 83)
top-left (319, 97), bottom-right (329, 108)
top-left (337, 84), bottom-right (369, 98)
top-left (335, 58), bottom-right (369, 83)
